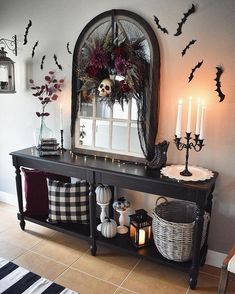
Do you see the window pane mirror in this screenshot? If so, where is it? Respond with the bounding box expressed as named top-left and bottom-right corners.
top-left (71, 9), bottom-right (160, 163)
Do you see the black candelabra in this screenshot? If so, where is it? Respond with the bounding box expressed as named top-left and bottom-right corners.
top-left (174, 133), bottom-right (204, 176)
top-left (60, 129), bottom-right (66, 152)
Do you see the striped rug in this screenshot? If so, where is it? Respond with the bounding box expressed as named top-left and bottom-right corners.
top-left (0, 257), bottom-right (78, 294)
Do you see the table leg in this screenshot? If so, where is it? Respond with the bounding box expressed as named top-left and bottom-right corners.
top-left (200, 184), bottom-right (215, 266)
top-left (189, 205), bottom-right (204, 289)
top-left (14, 162), bottom-right (25, 230)
top-left (89, 182), bottom-right (97, 256)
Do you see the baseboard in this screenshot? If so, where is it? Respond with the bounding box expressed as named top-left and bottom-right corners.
top-left (0, 191), bottom-right (17, 207)
top-left (205, 250), bottom-right (226, 268)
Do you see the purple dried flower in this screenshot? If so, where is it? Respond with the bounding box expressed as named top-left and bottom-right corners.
top-left (114, 56), bottom-right (130, 76)
top-left (89, 46), bottom-right (108, 69)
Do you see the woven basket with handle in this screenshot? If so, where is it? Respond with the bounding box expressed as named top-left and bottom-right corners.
top-left (152, 197), bottom-right (209, 262)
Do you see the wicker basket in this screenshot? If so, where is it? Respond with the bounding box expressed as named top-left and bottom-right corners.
top-left (152, 197), bottom-right (209, 262)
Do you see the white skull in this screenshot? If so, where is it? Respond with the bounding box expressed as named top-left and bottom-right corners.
top-left (98, 79), bottom-right (113, 97)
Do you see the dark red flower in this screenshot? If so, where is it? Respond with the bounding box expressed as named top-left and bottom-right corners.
top-left (113, 47), bottom-right (122, 56)
top-left (49, 71), bottom-right (54, 75)
top-left (89, 46), bottom-right (108, 69)
top-left (86, 66), bottom-right (99, 77)
top-left (119, 80), bottom-right (131, 93)
top-left (115, 56), bottom-right (130, 76)
top-left (45, 76), bottom-right (51, 82)
top-left (29, 79), bottom-right (34, 84)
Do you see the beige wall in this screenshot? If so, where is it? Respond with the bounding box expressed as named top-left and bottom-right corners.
top-left (0, 0), bottom-right (234, 253)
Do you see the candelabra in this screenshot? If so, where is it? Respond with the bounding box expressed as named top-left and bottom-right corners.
top-left (60, 129), bottom-right (66, 151)
top-left (174, 132), bottom-right (204, 176)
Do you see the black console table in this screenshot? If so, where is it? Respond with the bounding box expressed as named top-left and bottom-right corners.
top-left (10, 147), bottom-right (218, 289)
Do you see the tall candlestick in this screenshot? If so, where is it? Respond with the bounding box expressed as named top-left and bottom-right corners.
top-left (186, 96), bottom-right (192, 133)
top-left (195, 98), bottom-right (201, 135)
top-left (199, 101), bottom-right (205, 140)
top-left (60, 103), bottom-right (63, 130)
top-left (175, 99), bottom-right (183, 138)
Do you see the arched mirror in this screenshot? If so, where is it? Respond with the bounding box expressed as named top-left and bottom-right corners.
top-left (71, 9), bottom-right (160, 163)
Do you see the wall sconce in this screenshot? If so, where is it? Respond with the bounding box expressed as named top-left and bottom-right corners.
top-left (0, 35), bottom-right (17, 93)
top-left (129, 209), bottom-right (152, 249)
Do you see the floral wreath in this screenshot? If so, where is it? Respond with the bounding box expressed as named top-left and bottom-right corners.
top-left (78, 35), bottom-right (149, 108)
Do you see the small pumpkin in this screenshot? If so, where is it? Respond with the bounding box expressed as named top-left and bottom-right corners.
top-left (95, 184), bottom-right (112, 204)
top-left (101, 217), bottom-right (117, 238)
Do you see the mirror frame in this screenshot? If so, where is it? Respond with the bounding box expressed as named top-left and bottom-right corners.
top-left (71, 9), bottom-right (160, 163)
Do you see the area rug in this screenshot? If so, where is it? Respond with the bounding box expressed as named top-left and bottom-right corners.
top-left (0, 257), bottom-right (78, 294)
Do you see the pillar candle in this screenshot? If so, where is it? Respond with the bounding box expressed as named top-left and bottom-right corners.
top-left (60, 103), bottom-right (63, 130)
top-left (195, 98), bottom-right (201, 135)
top-left (139, 229), bottom-right (145, 246)
top-left (175, 99), bottom-right (183, 138)
top-left (199, 101), bottom-right (205, 140)
top-left (186, 96), bottom-right (192, 133)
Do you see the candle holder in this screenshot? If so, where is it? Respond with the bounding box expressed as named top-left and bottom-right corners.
top-left (174, 132), bottom-right (204, 176)
top-left (113, 197), bottom-right (130, 234)
top-left (60, 129), bottom-right (66, 151)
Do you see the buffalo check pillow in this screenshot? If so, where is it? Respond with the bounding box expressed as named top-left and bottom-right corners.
top-left (47, 179), bottom-right (90, 224)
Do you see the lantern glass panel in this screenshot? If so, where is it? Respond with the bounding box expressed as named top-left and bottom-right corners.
top-left (0, 50), bottom-right (16, 93)
top-left (129, 210), bottom-right (152, 248)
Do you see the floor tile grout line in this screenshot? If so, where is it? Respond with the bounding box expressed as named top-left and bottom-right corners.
top-left (52, 266), bottom-right (71, 283)
top-left (26, 249), bottom-right (72, 267)
top-left (112, 257), bottom-right (142, 294)
top-left (199, 269), bottom-right (220, 279)
top-left (67, 266), bottom-right (121, 288)
top-left (114, 286), bottom-right (139, 294)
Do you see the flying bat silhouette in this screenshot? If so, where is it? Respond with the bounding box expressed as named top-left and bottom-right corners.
top-left (174, 4), bottom-right (196, 36)
top-left (23, 20), bottom-right (32, 45)
top-left (67, 42), bottom-right (72, 54)
top-left (188, 60), bottom-right (203, 82)
top-left (40, 55), bottom-right (46, 70)
top-left (53, 54), bottom-right (63, 70)
top-left (182, 39), bottom-right (196, 56)
top-left (32, 41), bottom-right (39, 58)
top-left (214, 66), bottom-right (225, 102)
top-left (153, 16), bottom-right (169, 34)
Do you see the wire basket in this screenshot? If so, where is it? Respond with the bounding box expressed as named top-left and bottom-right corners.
top-left (152, 197), bottom-right (209, 262)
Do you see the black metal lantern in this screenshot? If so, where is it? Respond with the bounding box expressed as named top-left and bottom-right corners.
top-left (129, 209), bottom-right (152, 249)
top-left (0, 35), bottom-right (17, 93)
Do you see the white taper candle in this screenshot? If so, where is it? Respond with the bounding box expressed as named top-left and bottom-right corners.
top-left (60, 103), bottom-right (63, 130)
top-left (175, 99), bottom-right (183, 138)
top-left (186, 96), bottom-right (192, 133)
top-left (195, 98), bottom-right (201, 135)
top-left (199, 101), bottom-right (205, 140)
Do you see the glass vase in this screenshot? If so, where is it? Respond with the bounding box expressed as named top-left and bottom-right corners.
top-left (34, 116), bottom-right (53, 149)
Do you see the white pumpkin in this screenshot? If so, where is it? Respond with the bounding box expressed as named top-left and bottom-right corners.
top-left (95, 184), bottom-right (112, 204)
top-left (101, 218), bottom-right (117, 238)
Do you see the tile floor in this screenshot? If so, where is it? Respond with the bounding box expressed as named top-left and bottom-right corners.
top-left (0, 202), bottom-right (235, 294)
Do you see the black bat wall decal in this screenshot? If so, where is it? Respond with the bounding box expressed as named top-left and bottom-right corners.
top-left (67, 42), bottom-right (72, 54)
top-left (182, 39), bottom-right (196, 56)
top-left (53, 54), bottom-right (63, 70)
top-left (188, 60), bottom-right (203, 82)
top-left (32, 41), bottom-right (39, 58)
top-left (153, 16), bottom-right (169, 34)
top-left (174, 4), bottom-right (196, 36)
top-left (214, 66), bottom-right (225, 102)
top-left (40, 55), bottom-right (46, 70)
top-left (23, 20), bottom-right (32, 45)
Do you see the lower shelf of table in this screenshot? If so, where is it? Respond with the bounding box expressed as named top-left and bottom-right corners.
top-left (19, 213), bottom-right (206, 273)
